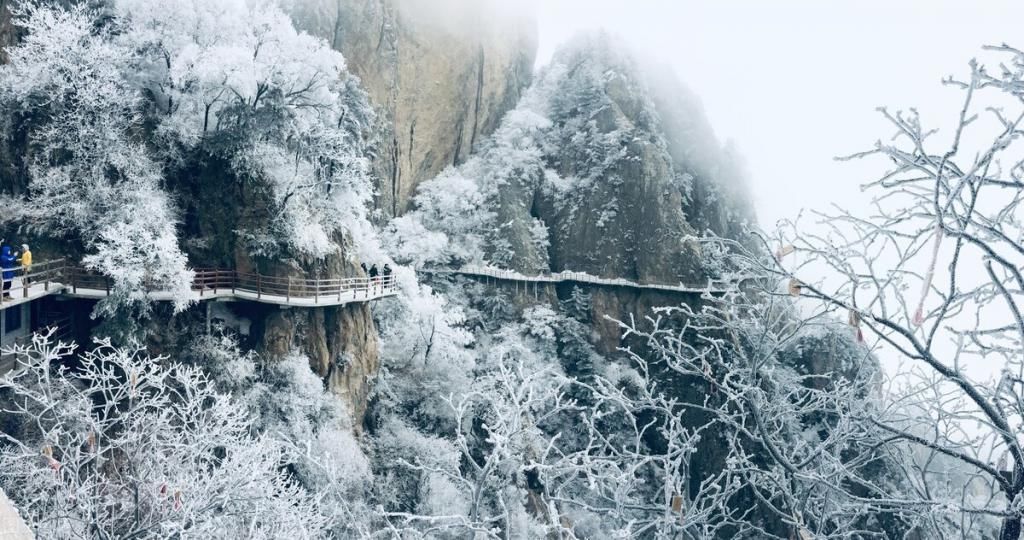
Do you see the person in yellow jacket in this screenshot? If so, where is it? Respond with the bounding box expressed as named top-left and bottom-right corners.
top-left (18, 244), bottom-right (30, 286)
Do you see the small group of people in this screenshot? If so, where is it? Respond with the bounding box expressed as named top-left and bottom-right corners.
top-left (0, 241), bottom-right (31, 299)
top-left (360, 262), bottom-right (393, 292)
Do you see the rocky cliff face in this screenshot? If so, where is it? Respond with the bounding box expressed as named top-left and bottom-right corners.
top-left (397, 33), bottom-right (754, 283)
top-left (259, 303), bottom-right (379, 432)
top-left (503, 34), bottom-right (755, 283)
top-left (291, 0), bottom-right (537, 217)
top-left (0, 0), bottom-right (535, 431)
top-left (393, 33), bottom-right (755, 348)
top-left (258, 0), bottom-right (535, 424)
top-left (526, 36), bottom-right (753, 346)
top-left (155, 149), bottom-right (384, 427)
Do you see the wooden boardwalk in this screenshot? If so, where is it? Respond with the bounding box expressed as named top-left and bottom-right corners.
top-left (0, 259), bottom-right (726, 312)
top-left (0, 260), bottom-right (69, 310)
top-left (0, 260), bottom-right (398, 311)
top-left (420, 265), bottom-right (732, 295)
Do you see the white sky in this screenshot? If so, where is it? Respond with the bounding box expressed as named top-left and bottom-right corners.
top-left (536, 2), bottom-right (1024, 402)
top-left (536, 0), bottom-right (1024, 230)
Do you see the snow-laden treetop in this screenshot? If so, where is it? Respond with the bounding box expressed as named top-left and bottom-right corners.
top-left (0, 0), bottom-right (376, 318)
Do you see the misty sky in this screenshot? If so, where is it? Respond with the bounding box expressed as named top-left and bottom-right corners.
top-left (536, 1), bottom-right (1024, 230)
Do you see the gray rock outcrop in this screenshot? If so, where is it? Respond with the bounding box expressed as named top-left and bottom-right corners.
top-left (291, 0), bottom-right (537, 217)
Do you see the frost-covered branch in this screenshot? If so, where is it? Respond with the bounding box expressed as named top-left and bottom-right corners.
top-left (0, 330), bottom-right (326, 538)
top-left (767, 44), bottom-right (1024, 540)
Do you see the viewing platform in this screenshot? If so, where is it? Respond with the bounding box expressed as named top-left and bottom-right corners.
top-left (0, 259), bottom-right (399, 310)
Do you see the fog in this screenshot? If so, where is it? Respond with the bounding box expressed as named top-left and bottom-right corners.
top-left (535, 2), bottom-right (1024, 395)
top-left (537, 1), bottom-right (1024, 230)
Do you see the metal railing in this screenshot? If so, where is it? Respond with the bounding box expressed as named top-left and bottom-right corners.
top-left (193, 269), bottom-right (398, 303)
top-left (420, 264), bottom-right (731, 294)
top-left (0, 258), bottom-right (67, 301)
top-left (59, 263), bottom-right (398, 304)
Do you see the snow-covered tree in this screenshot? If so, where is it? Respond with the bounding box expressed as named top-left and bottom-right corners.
top-left (374, 293), bottom-right (762, 538)
top-left (374, 279), bottom-right (477, 427)
top-left (0, 330), bottom-right (326, 539)
top-left (116, 0), bottom-right (376, 258)
top-left (757, 45), bottom-right (1024, 539)
top-left (0, 3), bottom-right (193, 319)
top-left (0, 0), bottom-right (376, 322)
top-left (610, 252), bottom-right (912, 538)
top-left (187, 333), bottom-right (375, 537)
top-left (386, 168), bottom-right (494, 268)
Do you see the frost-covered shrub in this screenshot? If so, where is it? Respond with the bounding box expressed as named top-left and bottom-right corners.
top-left (385, 169), bottom-right (493, 267)
top-left (187, 334), bottom-right (373, 536)
top-left (0, 333), bottom-right (326, 539)
top-left (374, 280), bottom-right (476, 428)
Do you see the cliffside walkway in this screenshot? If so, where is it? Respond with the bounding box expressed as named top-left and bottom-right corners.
top-left (420, 265), bottom-right (733, 295)
top-left (0, 259), bottom-right (398, 310)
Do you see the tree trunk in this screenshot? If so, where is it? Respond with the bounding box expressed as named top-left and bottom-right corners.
top-left (1001, 516), bottom-right (1021, 540)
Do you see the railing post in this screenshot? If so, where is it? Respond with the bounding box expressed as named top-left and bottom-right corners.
top-left (287, 279), bottom-right (291, 302)
top-left (257, 273), bottom-right (261, 299)
top-left (314, 272), bottom-right (318, 304)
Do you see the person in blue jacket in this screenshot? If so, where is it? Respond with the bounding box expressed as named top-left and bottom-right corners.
top-left (0, 245), bottom-right (16, 299)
